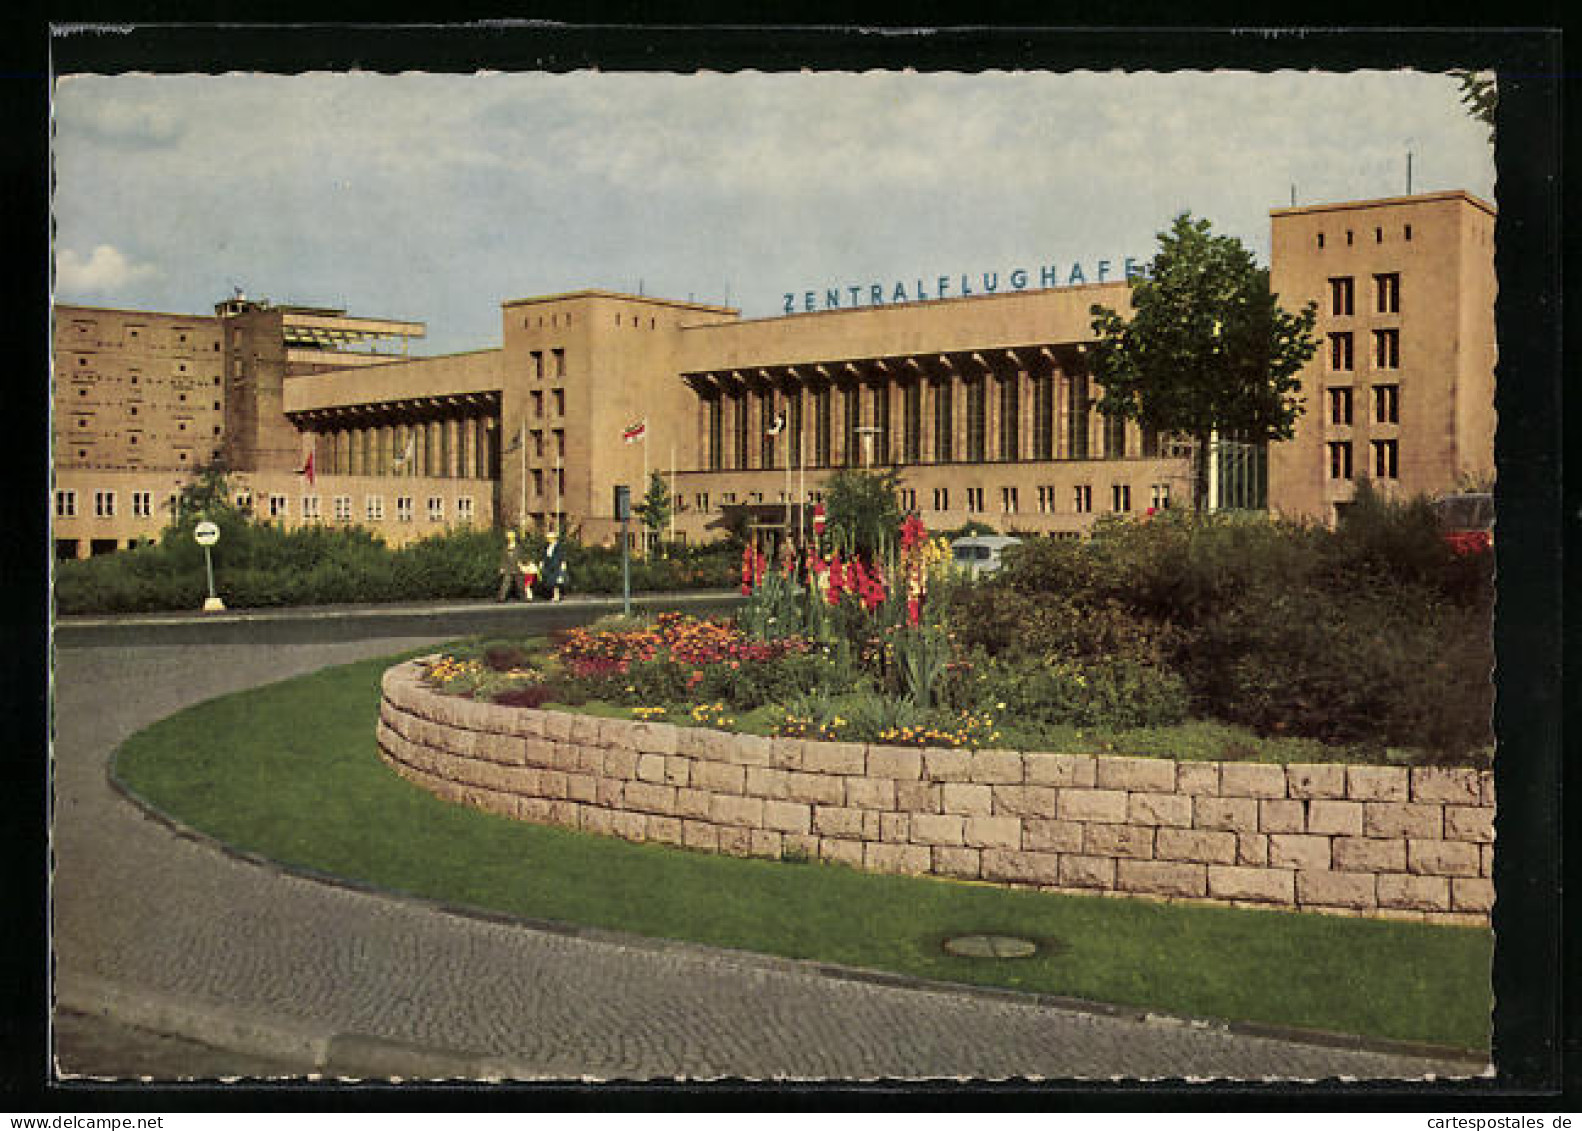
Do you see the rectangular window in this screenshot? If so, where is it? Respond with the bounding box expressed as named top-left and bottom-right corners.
top-left (841, 385), bottom-right (861, 467)
top-left (1068, 375), bottom-right (1091, 460)
top-left (531, 391), bottom-right (544, 418)
top-left (786, 390), bottom-right (804, 470)
top-left (1105, 414), bottom-right (1127, 459)
top-left (131, 491), bottom-right (152, 518)
top-left (1327, 386), bottom-right (1354, 426)
top-left (302, 495), bottom-right (321, 520)
top-left (903, 382), bottom-right (922, 463)
top-left (965, 378), bottom-right (986, 462)
top-left (695, 492), bottom-right (710, 513)
top-left (932, 380), bottom-right (953, 463)
top-left (734, 392), bottom-right (750, 471)
top-left (965, 487), bottom-right (984, 513)
top-left (55, 489), bottom-right (77, 517)
top-left (1327, 441), bottom-right (1353, 481)
top-left (1001, 486), bottom-right (1018, 514)
top-left (1373, 328), bottom-right (1400, 369)
top-left (393, 496), bottom-right (411, 523)
top-left (814, 387), bottom-right (832, 467)
top-left (1373, 383), bottom-right (1400, 424)
top-left (898, 487), bottom-right (917, 511)
top-left (999, 377), bottom-right (1019, 461)
top-left (1032, 375), bottom-right (1054, 460)
top-left (1111, 484), bottom-right (1132, 513)
top-left (1037, 485), bottom-right (1054, 514)
top-left (1328, 276), bottom-right (1355, 317)
top-left (334, 495), bottom-right (352, 521)
top-left (707, 399), bottom-right (723, 471)
top-left (530, 350), bottom-right (543, 379)
top-left (1374, 272), bottom-right (1401, 314)
top-left (871, 384), bottom-right (891, 466)
top-left (94, 490), bottom-right (116, 518)
top-left (366, 495), bottom-right (385, 521)
top-left (1328, 332), bottom-right (1355, 372)
top-left (552, 389), bottom-right (565, 416)
top-left (1073, 484), bottom-right (1093, 514)
top-left (457, 497), bottom-right (475, 522)
top-left (759, 391), bottom-right (778, 470)
top-left (1151, 483), bottom-right (1172, 511)
top-left (933, 486), bottom-right (950, 511)
top-left (532, 430), bottom-right (544, 458)
top-left (551, 348), bottom-right (565, 378)
top-left (1371, 439), bottom-right (1399, 479)
top-left (268, 493), bottom-right (288, 518)
top-left (428, 497), bottom-right (444, 522)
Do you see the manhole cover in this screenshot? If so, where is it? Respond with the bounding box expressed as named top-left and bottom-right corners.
top-left (942, 934), bottom-right (1039, 959)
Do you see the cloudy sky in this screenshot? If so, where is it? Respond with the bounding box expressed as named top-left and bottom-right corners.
top-left (52, 69), bottom-right (1494, 356)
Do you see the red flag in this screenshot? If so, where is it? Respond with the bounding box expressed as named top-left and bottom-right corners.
top-left (298, 449), bottom-right (316, 488)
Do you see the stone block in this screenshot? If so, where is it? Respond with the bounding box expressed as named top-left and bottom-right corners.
top-left (769, 737), bottom-right (805, 771)
top-left (1175, 762), bottom-right (1221, 796)
top-left (1127, 791), bottom-right (1193, 828)
top-left (576, 746), bottom-right (606, 776)
top-left (1480, 771), bottom-right (1496, 807)
top-left (1331, 837), bottom-right (1406, 873)
top-left (636, 753), bottom-right (667, 784)
top-left (932, 847), bottom-right (981, 879)
top-left (1364, 801), bottom-right (1443, 839)
top-left (1306, 799), bottom-right (1364, 837)
top-left (674, 788), bottom-right (712, 820)
top-left (1024, 752), bottom-right (1096, 788)
top-left (969, 750), bottom-right (1024, 784)
top-left (745, 766), bottom-right (790, 800)
top-left (1208, 866), bottom-right (1296, 904)
top-left (749, 830), bottom-right (783, 859)
top-left (682, 820), bottom-right (719, 851)
top-left (812, 805), bottom-right (865, 839)
top-left (520, 737), bottom-right (561, 770)
top-left (1347, 766), bottom-right (1409, 802)
top-left (964, 815), bottom-right (1021, 850)
top-left (1083, 823), bottom-right (1155, 860)
top-left (1481, 844), bottom-right (1494, 877)
top-left (763, 800), bottom-right (812, 835)
top-left (801, 740), bottom-right (865, 776)
top-left (1116, 859), bottom-right (1207, 898)
top-left (1193, 795), bottom-right (1259, 833)
top-left (910, 813), bottom-right (966, 846)
top-left (1408, 839), bottom-right (1481, 877)
top-left (1268, 834), bottom-right (1332, 871)
top-left (1095, 755), bottom-right (1175, 793)
top-left (473, 730), bottom-right (522, 766)
top-left (596, 716), bottom-right (635, 750)
top-left (600, 746), bottom-right (638, 780)
top-left (645, 815), bottom-right (684, 846)
top-left (879, 812), bottom-right (911, 843)
top-left (1295, 870), bottom-right (1377, 909)
top-left (1236, 833), bottom-right (1268, 866)
top-left (894, 781), bottom-right (942, 814)
top-left (1285, 763), bottom-right (1347, 799)
top-left (732, 733), bottom-right (774, 768)
top-left (783, 770), bottom-right (846, 806)
top-left (623, 781), bottom-right (676, 816)
top-left (539, 709), bottom-right (574, 743)
top-left (867, 744), bottom-right (924, 780)
top-left (1411, 767), bottom-right (1482, 805)
top-left (679, 725), bottom-right (734, 763)
top-left (1059, 855), bottom-right (1117, 889)
top-left (819, 838), bottom-right (864, 867)
top-left (922, 747), bottom-right (973, 782)
top-left (860, 810), bottom-right (883, 840)
top-left (549, 742), bottom-right (585, 774)
top-left (709, 793), bottom-right (764, 829)
top-left (1445, 805), bottom-right (1495, 844)
top-left (845, 777), bottom-right (897, 811)
top-left (502, 706), bottom-right (545, 740)
top-left (538, 770), bottom-right (569, 800)
top-left (718, 827), bottom-right (754, 857)
top-left (1452, 877), bottom-right (1495, 913)
top-left (864, 842), bottom-right (932, 876)
top-left (1258, 799), bottom-right (1306, 834)
top-left (691, 761), bottom-right (746, 794)
top-left (565, 773), bottom-right (599, 804)
top-left (782, 834), bottom-right (818, 860)
top-left (662, 756), bottom-right (691, 788)
top-left (1057, 788), bottom-right (1129, 824)
top-left (594, 778), bottom-right (625, 808)
top-left (514, 795), bottom-right (555, 824)
top-left (1219, 763), bottom-right (1288, 799)
top-left (981, 849), bottom-right (1061, 885)
top-left (1023, 819), bottom-right (1085, 853)
top-left (1155, 827), bottom-right (1237, 864)
top-left (1377, 873), bottom-right (1452, 912)
top-left (941, 782), bottom-right (994, 816)
top-left (992, 785), bottom-right (1061, 819)
top-left (629, 720), bottom-right (679, 757)
top-left (568, 713), bottom-right (605, 747)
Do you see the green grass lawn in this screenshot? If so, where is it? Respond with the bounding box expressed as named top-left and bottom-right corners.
top-left (113, 650), bottom-right (1493, 1053)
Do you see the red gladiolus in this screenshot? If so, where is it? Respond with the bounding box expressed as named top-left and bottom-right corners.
top-left (907, 596), bottom-right (921, 627)
top-left (827, 551), bottom-right (845, 605)
top-left (900, 513), bottom-right (926, 552)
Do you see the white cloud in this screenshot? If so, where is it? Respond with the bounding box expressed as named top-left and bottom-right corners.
top-left (56, 244), bottom-right (156, 292)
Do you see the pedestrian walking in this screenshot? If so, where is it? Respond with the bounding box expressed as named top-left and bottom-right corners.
top-left (542, 531), bottom-right (569, 602)
top-left (497, 531), bottom-right (528, 602)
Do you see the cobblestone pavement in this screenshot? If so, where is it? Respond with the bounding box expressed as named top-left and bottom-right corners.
top-left (53, 1010), bottom-right (306, 1082)
top-left (51, 621), bottom-right (1491, 1085)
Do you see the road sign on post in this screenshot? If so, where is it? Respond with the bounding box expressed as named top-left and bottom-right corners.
top-left (193, 521), bottom-right (225, 612)
top-left (613, 485), bottom-right (632, 617)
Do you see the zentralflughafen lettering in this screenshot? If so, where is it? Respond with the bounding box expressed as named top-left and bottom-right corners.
top-left (782, 259), bottom-right (1146, 316)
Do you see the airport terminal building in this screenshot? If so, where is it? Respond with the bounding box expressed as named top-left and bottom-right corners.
top-left (52, 190), bottom-right (1496, 558)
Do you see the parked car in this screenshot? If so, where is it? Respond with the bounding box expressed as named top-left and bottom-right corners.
top-left (1432, 492), bottom-right (1494, 554)
top-left (950, 535), bottom-right (1023, 577)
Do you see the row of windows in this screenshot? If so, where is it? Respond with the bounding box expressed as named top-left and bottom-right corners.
top-left (529, 389), bottom-right (566, 418)
top-left (527, 349), bottom-right (567, 379)
top-left (1316, 224), bottom-right (1412, 250)
top-left (1326, 439), bottom-right (1400, 480)
top-left (55, 489), bottom-right (170, 518)
top-left (686, 483), bottom-right (1169, 517)
top-left (1326, 383), bottom-right (1401, 426)
top-left (56, 489), bottom-right (477, 524)
top-left (1327, 329), bottom-right (1400, 372)
top-left (1327, 273), bottom-right (1401, 316)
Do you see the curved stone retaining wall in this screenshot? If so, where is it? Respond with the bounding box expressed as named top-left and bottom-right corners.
top-left (378, 661), bottom-right (1494, 925)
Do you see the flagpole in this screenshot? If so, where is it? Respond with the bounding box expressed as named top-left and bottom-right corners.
top-left (518, 423), bottom-right (526, 533)
top-left (669, 443), bottom-right (676, 546)
top-left (641, 427), bottom-right (648, 558)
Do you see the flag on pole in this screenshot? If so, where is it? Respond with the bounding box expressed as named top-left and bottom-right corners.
top-left (766, 411), bottom-right (786, 436)
top-left (391, 436), bottom-right (416, 472)
top-left (622, 419), bottom-right (648, 444)
top-left (503, 427), bottom-right (524, 454)
top-left (297, 448), bottom-right (316, 488)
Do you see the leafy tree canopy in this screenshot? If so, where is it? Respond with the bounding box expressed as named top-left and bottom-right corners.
top-left (1451, 69), bottom-right (1497, 140)
top-left (634, 470), bottom-right (672, 534)
top-left (824, 468), bottom-right (903, 558)
top-left (1088, 213), bottom-right (1318, 509)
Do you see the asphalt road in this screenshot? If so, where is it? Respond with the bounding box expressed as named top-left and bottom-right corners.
top-left (49, 597), bottom-right (1491, 1086)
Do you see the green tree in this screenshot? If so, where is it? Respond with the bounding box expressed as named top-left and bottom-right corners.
top-left (1088, 213), bottom-right (1318, 512)
top-left (633, 470), bottom-right (673, 551)
top-left (824, 468), bottom-right (902, 557)
top-left (1451, 69), bottom-right (1497, 141)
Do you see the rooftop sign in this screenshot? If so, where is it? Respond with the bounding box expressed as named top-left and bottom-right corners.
top-left (782, 258), bottom-right (1146, 316)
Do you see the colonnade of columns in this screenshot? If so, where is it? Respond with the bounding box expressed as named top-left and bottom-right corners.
top-left (688, 347), bottom-right (1145, 473)
top-left (298, 410), bottom-right (501, 480)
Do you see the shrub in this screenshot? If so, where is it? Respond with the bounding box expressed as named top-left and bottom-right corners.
top-left (492, 684), bottom-right (556, 709)
top-left (963, 655), bottom-right (1190, 730)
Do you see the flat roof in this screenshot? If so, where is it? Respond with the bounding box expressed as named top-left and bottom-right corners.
top-left (1271, 189), bottom-right (1495, 220)
top-left (501, 288), bottom-right (738, 316)
top-left (55, 302), bottom-right (219, 323)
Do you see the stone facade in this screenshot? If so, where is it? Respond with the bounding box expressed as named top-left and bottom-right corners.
top-left (378, 661), bottom-right (1494, 926)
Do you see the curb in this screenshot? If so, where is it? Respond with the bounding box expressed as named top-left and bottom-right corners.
top-left (102, 761), bottom-right (1494, 1080)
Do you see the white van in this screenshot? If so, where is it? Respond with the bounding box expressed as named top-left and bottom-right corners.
top-left (950, 535), bottom-right (1023, 577)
